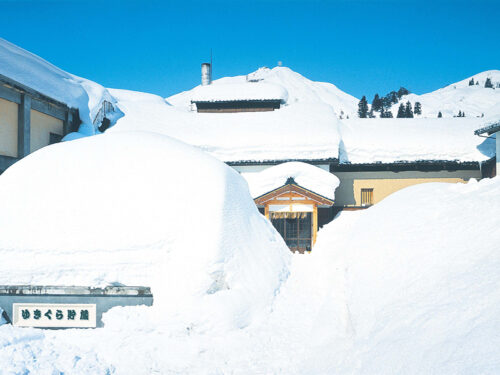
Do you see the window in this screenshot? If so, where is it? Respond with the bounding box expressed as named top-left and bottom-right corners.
top-left (49, 132), bottom-right (63, 145)
top-left (361, 188), bottom-right (374, 206)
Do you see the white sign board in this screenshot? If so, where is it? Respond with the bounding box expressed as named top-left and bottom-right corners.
top-left (13, 303), bottom-right (97, 328)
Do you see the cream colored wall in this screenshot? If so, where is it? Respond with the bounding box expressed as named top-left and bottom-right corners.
top-left (0, 98), bottom-right (18, 157)
top-left (333, 170), bottom-right (482, 207)
top-left (353, 177), bottom-right (465, 206)
top-left (30, 109), bottom-right (63, 153)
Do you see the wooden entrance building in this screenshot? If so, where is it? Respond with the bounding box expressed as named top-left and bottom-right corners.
top-left (254, 177), bottom-right (334, 253)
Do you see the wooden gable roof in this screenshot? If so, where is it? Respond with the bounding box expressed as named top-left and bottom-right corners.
top-left (254, 178), bottom-right (334, 207)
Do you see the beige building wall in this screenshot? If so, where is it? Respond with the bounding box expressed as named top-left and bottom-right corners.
top-left (0, 98), bottom-right (19, 157)
top-left (333, 170), bottom-right (482, 207)
top-left (30, 109), bottom-right (63, 153)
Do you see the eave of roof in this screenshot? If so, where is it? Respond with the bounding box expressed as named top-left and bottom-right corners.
top-left (254, 182), bottom-right (334, 206)
top-left (227, 158), bottom-right (338, 166)
top-left (474, 121), bottom-right (500, 136)
top-left (191, 98), bottom-right (283, 104)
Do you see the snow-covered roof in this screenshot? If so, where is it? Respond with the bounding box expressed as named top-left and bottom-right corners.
top-left (339, 118), bottom-right (495, 164)
top-left (109, 82), bottom-right (343, 163)
top-left (242, 162), bottom-right (339, 200)
top-left (0, 38), bottom-right (114, 131)
top-left (475, 120), bottom-right (500, 136)
top-left (190, 81), bottom-right (288, 103)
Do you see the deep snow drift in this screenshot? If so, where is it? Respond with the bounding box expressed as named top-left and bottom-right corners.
top-left (0, 131), bottom-right (290, 332)
top-left (1, 167), bottom-right (499, 373)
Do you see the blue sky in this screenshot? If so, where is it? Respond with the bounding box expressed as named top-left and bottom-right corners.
top-left (1, 0), bottom-right (499, 100)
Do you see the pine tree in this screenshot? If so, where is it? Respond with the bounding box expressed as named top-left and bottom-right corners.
top-left (476, 81), bottom-right (479, 85)
top-left (485, 78), bottom-right (493, 88)
top-left (371, 94), bottom-right (382, 112)
top-left (358, 96), bottom-right (369, 118)
top-left (397, 103), bottom-right (406, 118)
top-left (438, 111), bottom-right (443, 118)
top-left (469, 78), bottom-right (475, 86)
top-left (414, 102), bottom-right (422, 115)
top-left (463, 111), bottom-right (465, 117)
top-left (405, 101), bottom-right (413, 118)
top-left (385, 110), bottom-right (393, 118)
top-left (397, 87), bottom-right (410, 99)
top-left (458, 110), bottom-right (462, 117)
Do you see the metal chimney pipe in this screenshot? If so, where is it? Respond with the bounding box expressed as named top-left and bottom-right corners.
top-left (201, 63), bottom-right (211, 86)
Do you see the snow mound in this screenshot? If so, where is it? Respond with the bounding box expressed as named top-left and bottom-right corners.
top-left (393, 70), bottom-right (500, 118)
top-left (0, 132), bottom-right (290, 330)
top-left (190, 81), bottom-right (288, 103)
top-left (301, 177), bottom-right (500, 373)
top-left (242, 162), bottom-right (339, 200)
top-left (339, 117), bottom-right (494, 163)
top-left (0, 38), bottom-right (115, 133)
top-left (109, 88), bottom-right (342, 162)
top-left (168, 66), bottom-right (359, 118)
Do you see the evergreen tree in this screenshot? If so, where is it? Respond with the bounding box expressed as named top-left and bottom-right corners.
top-left (458, 110), bottom-right (462, 117)
top-left (414, 102), bottom-right (422, 115)
top-left (438, 111), bottom-right (443, 118)
top-left (385, 110), bottom-right (393, 118)
top-left (397, 87), bottom-right (410, 99)
top-left (463, 111), bottom-right (465, 117)
top-left (476, 81), bottom-right (479, 85)
top-left (397, 103), bottom-right (406, 118)
top-left (371, 94), bottom-right (383, 112)
top-left (469, 78), bottom-right (475, 86)
top-left (405, 101), bottom-right (413, 118)
top-left (485, 78), bottom-right (493, 88)
top-left (358, 96), bottom-right (369, 118)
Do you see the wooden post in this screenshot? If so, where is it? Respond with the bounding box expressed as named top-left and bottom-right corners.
top-left (264, 204), bottom-right (269, 220)
top-left (312, 204), bottom-right (318, 246)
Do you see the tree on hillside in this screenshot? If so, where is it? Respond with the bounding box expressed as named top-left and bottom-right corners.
top-left (469, 78), bottom-right (475, 86)
top-left (380, 108), bottom-right (393, 118)
top-left (371, 94), bottom-right (383, 112)
top-left (438, 111), bottom-right (443, 118)
top-left (414, 102), bottom-right (422, 115)
top-left (397, 87), bottom-right (410, 99)
top-left (405, 101), bottom-right (414, 118)
top-left (458, 110), bottom-right (462, 117)
top-left (358, 96), bottom-right (369, 118)
top-left (397, 103), bottom-right (406, 118)
top-left (485, 78), bottom-right (493, 88)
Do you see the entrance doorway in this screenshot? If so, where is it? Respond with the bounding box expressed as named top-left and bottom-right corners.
top-left (271, 212), bottom-right (312, 253)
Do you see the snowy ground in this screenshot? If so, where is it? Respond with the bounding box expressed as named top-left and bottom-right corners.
top-left (1, 165), bottom-right (499, 373)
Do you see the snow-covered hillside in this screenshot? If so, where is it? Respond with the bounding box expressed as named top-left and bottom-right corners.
top-left (0, 38), bottom-right (116, 134)
top-left (168, 66), bottom-right (359, 119)
top-left (392, 70), bottom-right (500, 118)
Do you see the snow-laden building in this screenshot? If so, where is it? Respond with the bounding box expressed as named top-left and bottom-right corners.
top-left (109, 64), bottom-right (495, 252)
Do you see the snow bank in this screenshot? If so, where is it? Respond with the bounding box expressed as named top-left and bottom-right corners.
top-left (0, 131), bottom-right (290, 331)
top-left (339, 117), bottom-right (494, 163)
top-left (242, 162), bottom-right (339, 199)
top-left (299, 177), bottom-right (500, 373)
top-left (109, 88), bottom-right (342, 162)
top-left (191, 81), bottom-right (288, 102)
top-left (0, 38), bottom-right (115, 133)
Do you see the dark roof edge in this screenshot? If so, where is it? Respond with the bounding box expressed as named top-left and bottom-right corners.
top-left (474, 121), bottom-right (500, 136)
top-left (0, 73), bottom-right (71, 109)
top-left (332, 160), bottom-right (481, 172)
top-left (191, 98), bottom-right (283, 104)
top-left (227, 158), bottom-right (338, 166)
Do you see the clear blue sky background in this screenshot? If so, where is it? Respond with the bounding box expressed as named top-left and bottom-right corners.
top-left (1, 0), bottom-right (499, 100)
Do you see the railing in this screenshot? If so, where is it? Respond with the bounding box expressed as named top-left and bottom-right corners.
top-left (93, 100), bottom-right (115, 125)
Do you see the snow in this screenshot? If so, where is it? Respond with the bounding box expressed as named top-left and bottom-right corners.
top-left (392, 70), bottom-right (500, 119)
top-left (108, 88), bottom-right (342, 162)
top-left (339, 117), bottom-right (495, 163)
top-left (190, 81), bottom-right (288, 102)
top-left (0, 131), bottom-right (291, 332)
top-left (242, 162), bottom-right (339, 199)
top-left (0, 38), bottom-right (115, 133)
top-left (2, 171), bottom-right (499, 373)
top-left (168, 66), bottom-right (359, 118)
